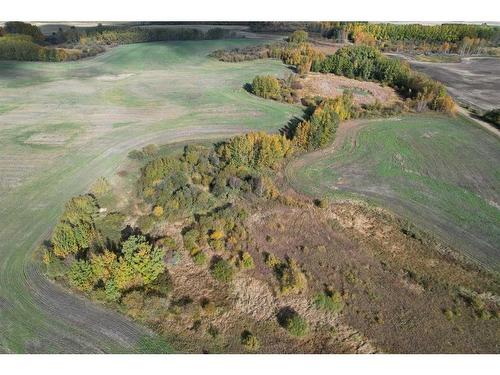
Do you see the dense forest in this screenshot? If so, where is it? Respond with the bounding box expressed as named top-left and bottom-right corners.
top-left (0, 22), bottom-right (237, 61)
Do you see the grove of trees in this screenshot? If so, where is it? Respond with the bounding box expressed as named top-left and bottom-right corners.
top-left (314, 45), bottom-right (456, 113)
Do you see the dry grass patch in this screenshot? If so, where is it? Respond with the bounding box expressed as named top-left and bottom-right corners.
top-left (296, 72), bottom-right (400, 106)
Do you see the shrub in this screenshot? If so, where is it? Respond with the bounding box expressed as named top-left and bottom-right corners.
top-left (276, 258), bottom-right (307, 295)
top-left (210, 258), bottom-right (234, 283)
top-left (315, 198), bottom-right (329, 208)
top-left (281, 311), bottom-right (309, 337)
top-left (192, 251), bottom-right (207, 266)
top-left (288, 30), bottom-right (309, 44)
top-left (142, 144), bottom-right (159, 157)
top-left (183, 228), bottom-right (201, 254)
top-left (241, 251), bottom-right (255, 269)
top-left (265, 254), bottom-right (307, 294)
top-left (251, 75), bottom-right (282, 100)
top-left (210, 230), bottom-right (225, 241)
top-left (241, 330), bottom-right (261, 351)
top-left (136, 215), bottom-right (155, 233)
top-left (152, 205), bottom-right (164, 218)
top-left (43, 249), bottom-right (69, 279)
top-left (264, 252), bottom-right (281, 268)
top-left (90, 177), bottom-right (111, 197)
top-left (128, 149), bottom-right (145, 160)
top-left (481, 108), bottom-right (500, 128)
top-left (314, 290), bottom-right (344, 313)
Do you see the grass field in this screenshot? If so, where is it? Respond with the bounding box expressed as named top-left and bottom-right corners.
top-left (287, 114), bottom-right (500, 271)
top-left (0, 37), bottom-right (302, 353)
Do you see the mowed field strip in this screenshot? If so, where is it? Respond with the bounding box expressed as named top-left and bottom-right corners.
top-left (0, 38), bottom-right (303, 353)
top-left (286, 114), bottom-right (500, 271)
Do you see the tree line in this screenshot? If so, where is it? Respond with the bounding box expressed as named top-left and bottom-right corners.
top-left (327, 22), bottom-right (499, 44)
top-left (0, 22), bottom-right (238, 62)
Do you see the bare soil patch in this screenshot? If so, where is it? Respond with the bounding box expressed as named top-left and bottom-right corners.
top-left (296, 72), bottom-right (400, 105)
top-left (309, 39), bottom-right (344, 55)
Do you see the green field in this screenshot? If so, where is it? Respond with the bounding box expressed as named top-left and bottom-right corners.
top-left (287, 114), bottom-right (500, 270)
top-left (0, 38), bottom-right (302, 353)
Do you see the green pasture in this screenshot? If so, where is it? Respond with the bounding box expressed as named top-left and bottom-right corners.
top-left (288, 114), bottom-right (500, 270)
top-left (0, 38), bottom-right (302, 353)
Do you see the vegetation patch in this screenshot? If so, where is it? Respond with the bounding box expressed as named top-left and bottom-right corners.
top-left (210, 258), bottom-right (235, 283)
top-left (314, 289), bottom-right (344, 314)
top-left (278, 308), bottom-right (309, 337)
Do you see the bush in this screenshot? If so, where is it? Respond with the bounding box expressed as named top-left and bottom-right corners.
top-left (281, 311), bottom-right (309, 337)
top-left (315, 198), bottom-right (329, 208)
top-left (241, 251), bottom-right (255, 269)
top-left (288, 30), bottom-right (309, 44)
top-left (95, 212), bottom-right (125, 247)
top-left (264, 252), bottom-right (281, 268)
top-left (276, 258), bottom-right (307, 295)
top-left (481, 108), bottom-right (500, 128)
top-left (251, 75), bottom-right (282, 100)
top-left (192, 251), bottom-right (207, 266)
top-left (43, 249), bottom-right (69, 279)
top-left (209, 43), bottom-right (276, 62)
top-left (265, 254), bottom-right (307, 294)
top-left (314, 290), bottom-right (344, 313)
top-left (90, 177), bottom-right (111, 197)
top-left (241, 330), bottom-right (261, 351)
top-left (210, 258), bottom-right (234, 283)
top-left (152, 205), bottom-right (164, 218)
top-left (136, 215), bottom-right (156, 233)
top-left (104, 279), bottom-right (122, 302)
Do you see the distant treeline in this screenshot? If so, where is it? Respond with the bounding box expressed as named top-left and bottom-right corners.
top-left (327, 23), bottom-right (499, 43)
top-left (248, 22), bottom-right (499, 43)
top-left (248, 22), bottom-right (500, 55)
top-left (0, 22), bottom-right (238, 62)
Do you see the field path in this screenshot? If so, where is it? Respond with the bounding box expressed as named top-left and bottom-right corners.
top-left (0, 38), bottom-right (300, 353)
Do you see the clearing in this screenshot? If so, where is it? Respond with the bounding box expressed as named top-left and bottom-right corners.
top-left (296, 72), bottom-right (400, 105)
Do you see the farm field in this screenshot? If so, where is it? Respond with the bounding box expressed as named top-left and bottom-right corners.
top-left (0, 38), bottom-right (302, 353)
top-left (405, 56), bottom-right (500, 112)
top-left (287, 114), bottom-right (500, 271)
